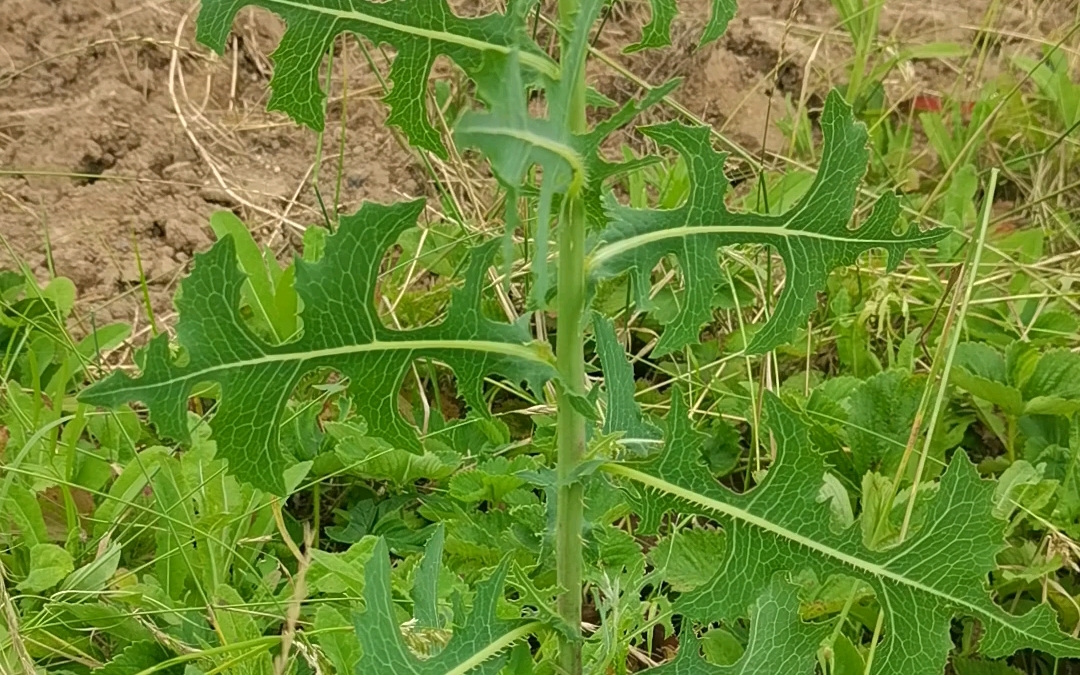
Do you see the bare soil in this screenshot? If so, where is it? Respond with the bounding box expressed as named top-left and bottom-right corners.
top-left (0, 1), bottom-right (418, 333)
top-left (0, 0), bottom-right (1072, 336)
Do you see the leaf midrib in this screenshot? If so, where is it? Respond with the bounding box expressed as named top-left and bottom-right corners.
top-left (258, 0), bottom-right (559, 78)
top-left (114, 339), bottom-right (550, 393)
top-left (443, 621), bottom-right (543, 675)
top-left (588, 222), bottom-right (944, 268)
top-left (604, 463), bottom-right (1056, 648)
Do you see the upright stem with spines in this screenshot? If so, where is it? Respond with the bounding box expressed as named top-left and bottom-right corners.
top-left (554, 0), bottom-right (588, 672)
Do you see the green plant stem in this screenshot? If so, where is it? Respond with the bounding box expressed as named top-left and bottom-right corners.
top-left (312, 481), bottom-right (321, 549)
top-left (1005, 414), bottom-right (1017, 464)
top-left (311, 38), bottom-right (335, 190)
top-left (898, 167), bottom-right (998, 540)
top-left (555, 197), bottom-right (587, 675)
top-left (554, 0), bottom-right (589, 673)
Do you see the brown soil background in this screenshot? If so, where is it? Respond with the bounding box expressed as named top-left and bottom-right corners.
top-left (0, 0), bottom-right (1073, 339)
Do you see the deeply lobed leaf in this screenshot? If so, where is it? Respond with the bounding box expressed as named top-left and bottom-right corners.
top-left (354, 536), bottom-right (532, 674)
top-left (627, 0), bottom-right (738, 53)
top-left (195, 0), bottom-right (553, 156)
top-left (642, 577), bottom-right (827, 673)
top-left (607, 392), bottom-right (1080, 673)
top-left (80, 201), bottom-right (555, 494)
top-left (454, 0), bottom-right (684, 306)
top-left (455, 0), bottom-right (611, 308)
top-left (589, 90), bottom-right (949, 356)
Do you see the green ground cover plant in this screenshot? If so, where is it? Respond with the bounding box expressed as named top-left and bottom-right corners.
top-left (4, 0), bottom-right (1080, 673)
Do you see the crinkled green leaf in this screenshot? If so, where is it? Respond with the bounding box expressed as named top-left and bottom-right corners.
top-left (1022, 349), bottom-right (1080, 413)
top-left (954, 342), bottom-right (1009, 385)
top-left (213, 584), bottom-right (273, 675)
top-left (590, 521), bottom-right (642, 573)
top-left (952, 344), bottom-right (1080, 416)
top-left (195, 0), bottom-right (554, 156)
top-left (448, 456), bottom-right (535, 504)
top-left (328, 419), bottom-right (462, 486)
top-left (1004, 341), bottom-right (1039, 391)
top-left (17, 543), bottom-right (73, 593)
top-left (425, 411), bottom-right (510, 456)
top-left (354, 537), bottom-right (531, 674)
top-left (426, 507), bottom-right (544, 576)
top-left (94, 641), bottom-right (175, 675)
top-left (324, 497), bottom-right (431, 548)
top-left (315, 606), bottom-right (362, 673)
top-left (309, 537), bottom-right (379, 596)
top-left (589, 91), bottom-right (948, 355)
top-left (607, 393), bottom-right (1080, 673)
top-left (641, 577), bottom-right (828, 673)
top-left (952, 342), bottom-right (1025, 415)
top-left (847, 370), bottom-right (942, 478)
top-left (700, 418), bottom-right (743, 476)
top-left (626, 0), bottom-right (738, 53)
top-left (847, 370), bottom-right (920, 474)
top-left (80, 201), bottom-right (555, 494)
top-left (1050, 415), bottom-right (1080, 526)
